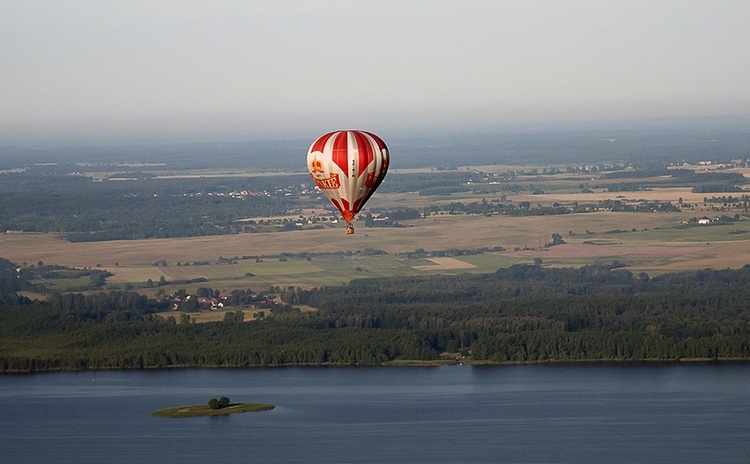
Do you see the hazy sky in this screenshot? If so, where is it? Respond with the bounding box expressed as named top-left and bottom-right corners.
top-left (2, 1), bottom-right (749, 146)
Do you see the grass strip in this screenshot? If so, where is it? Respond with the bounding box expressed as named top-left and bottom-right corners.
top-left (152, 402), bottom-right (275, 418)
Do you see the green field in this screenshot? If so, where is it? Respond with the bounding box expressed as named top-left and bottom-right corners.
top-left (135, 252), bottom-right (521, 292)
top-left (630, 221), bottom-right (750, 244)
top-left (31, 276), bottom-right (94, 291)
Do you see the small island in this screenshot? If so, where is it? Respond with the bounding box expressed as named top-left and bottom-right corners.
top-left (152, 396), bottom-right (275, 418)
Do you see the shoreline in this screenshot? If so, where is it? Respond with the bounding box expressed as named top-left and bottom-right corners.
top-left (3, 357), bottom-right (750, 375)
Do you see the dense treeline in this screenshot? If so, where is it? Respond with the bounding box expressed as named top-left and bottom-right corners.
top-left (281, 264), bottom-right (750, 363)
top-left (0, 306), bottom-right (434, 371)
top-left (2, 259), bottom-right (750, 372)
top-left (0, 172), bottom-right (309, 240)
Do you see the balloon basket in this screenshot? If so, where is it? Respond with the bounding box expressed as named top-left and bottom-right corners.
top-left (346, 224), bottom-right (355, 235)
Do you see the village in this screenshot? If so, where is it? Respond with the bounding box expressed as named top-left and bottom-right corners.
top-left (166, 287), bottom-right (275, 316)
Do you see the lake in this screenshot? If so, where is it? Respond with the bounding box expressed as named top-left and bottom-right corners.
top-left (1, 364), bottom-right (749, 463)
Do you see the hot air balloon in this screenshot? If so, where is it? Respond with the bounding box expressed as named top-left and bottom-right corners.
top-left (307, 130), bottom-right (389, 234)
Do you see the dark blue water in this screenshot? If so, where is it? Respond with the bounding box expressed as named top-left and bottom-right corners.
top-left (1, 364), bottom-right (749, 463)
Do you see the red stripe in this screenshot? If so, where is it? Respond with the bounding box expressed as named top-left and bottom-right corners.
top-left (330, 198), bottom-right (343, 216)
top-left (363, 130), bottom-right (388, 184)
top-left (311, 131), bottom-right (335, 153)
top-left (352, 197), bottom-right (363, 214)
top-left (353, 131), bottom-right (374, 177)
top-left (332, 132), bottom-right (348, 174)
top-left (363, 131), bottom-right (387, 151)
top-left (331, 197), bottom-right (354, 222)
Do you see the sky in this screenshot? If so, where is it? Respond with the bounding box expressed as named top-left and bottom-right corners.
top-left (2, 0), bottom-right (749, 146)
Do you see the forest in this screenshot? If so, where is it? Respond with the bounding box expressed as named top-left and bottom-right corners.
top-left (2, 256), bottom-right (749, 372)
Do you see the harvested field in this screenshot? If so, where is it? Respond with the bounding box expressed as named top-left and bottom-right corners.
top-left (4, 207), bottom-right (750, 288)
top-left (2, 211), bottom-right (747, 265)
top-left (413, 257), bottom-right (477, 271)
top-left (157, 309), bottom-right (263, 324)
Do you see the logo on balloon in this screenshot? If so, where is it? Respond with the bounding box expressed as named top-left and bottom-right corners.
top-left (310, 156), bottom-right (324, 174)
top-left (313, 173), bottom-right (341, 190)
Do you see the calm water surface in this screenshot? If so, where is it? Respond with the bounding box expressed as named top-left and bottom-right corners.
top-left (1, 364), bottom-right (749, 463)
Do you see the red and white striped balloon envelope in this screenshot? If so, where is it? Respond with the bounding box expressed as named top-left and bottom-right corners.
top-left (306, 130), bottom-right (389, 234)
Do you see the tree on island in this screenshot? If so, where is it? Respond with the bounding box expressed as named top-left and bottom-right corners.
top-left (208, 396), bottom-right (231, 410)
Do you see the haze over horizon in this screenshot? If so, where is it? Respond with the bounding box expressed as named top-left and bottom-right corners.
top-left (2, 1), bottom-right (749, 148)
